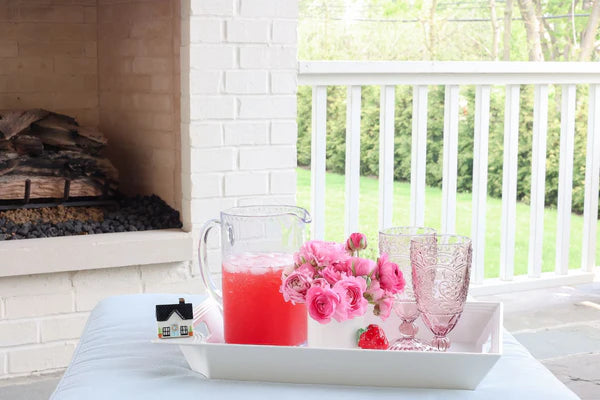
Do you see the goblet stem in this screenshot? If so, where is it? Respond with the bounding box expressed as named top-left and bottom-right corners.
top-left (431, 335), bottom-right (450, 351)
top-left (398, 319), bottom-right (418, 339)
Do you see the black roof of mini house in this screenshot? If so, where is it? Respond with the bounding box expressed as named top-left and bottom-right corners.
top-left (156, 299), bottom-right (193, 321)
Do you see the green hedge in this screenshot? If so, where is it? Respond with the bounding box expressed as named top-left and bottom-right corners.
top-left (297, 85), bottom-right (592, 214)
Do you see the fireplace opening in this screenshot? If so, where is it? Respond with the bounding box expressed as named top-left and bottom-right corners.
top-left (0, 108), bottom-right (183, 241)
top-left (0, 1), bottom-right (185, 242)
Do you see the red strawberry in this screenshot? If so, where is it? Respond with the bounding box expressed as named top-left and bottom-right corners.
top-left (357, 324), bottom-right (389, 350)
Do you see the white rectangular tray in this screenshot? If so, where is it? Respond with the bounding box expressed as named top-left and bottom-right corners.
top-left (153, 301), bottom-right (503, 390)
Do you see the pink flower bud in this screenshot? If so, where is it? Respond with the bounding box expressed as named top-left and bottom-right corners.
top-left (345, 233), bottom-right (368, 253)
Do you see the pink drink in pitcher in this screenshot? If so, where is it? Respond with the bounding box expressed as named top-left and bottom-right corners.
top-left (222, 253), bottom-right (307, 346)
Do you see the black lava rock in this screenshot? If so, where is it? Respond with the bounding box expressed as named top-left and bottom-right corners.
top-left (0, 195), bottom-right (183, 241)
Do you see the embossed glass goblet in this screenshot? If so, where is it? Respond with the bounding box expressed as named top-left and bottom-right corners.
top-left (411, 234), bottom-right (472, 352)
top-left (379, 227), bottom-right (436, 351)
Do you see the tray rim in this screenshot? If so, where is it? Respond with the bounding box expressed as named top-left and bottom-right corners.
top-left (153, 300), bottom-right (504, 357)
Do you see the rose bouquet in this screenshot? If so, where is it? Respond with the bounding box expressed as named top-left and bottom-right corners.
top-left (280, 233), bottom-right (405, 324)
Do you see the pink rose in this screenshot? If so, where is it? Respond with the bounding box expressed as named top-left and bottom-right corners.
top-left (311, 278), bottom-right (330, 288)
top-left (364, 279), bottom-right (385, 302)
top-left (306, 286), bottom-right (341, 324)
top-left (321, 265), bottom-right (345, 285)
top-left (348, 257), bottom-right (375, 276)
top-left (374, 296), bottom-right (394, 321)
top-left (333, 276), bottom-right (368, 320)
top-left (296, 241), bottom-right (349, 269)
top-left (377, 253), bottom-right (405, 294)
top-left (280, 271), bottom-right (312, 304)
top-left (296, 262), bottom-right (316, 278)
top-left (345, 232), bottom-right (368, 253)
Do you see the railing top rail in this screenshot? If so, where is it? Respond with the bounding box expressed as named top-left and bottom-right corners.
top-left (298, 61), bottom-right (600, 85)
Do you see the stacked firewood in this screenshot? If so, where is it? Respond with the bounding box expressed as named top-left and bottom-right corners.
top-left (0, 109), bottom-right (118, 200)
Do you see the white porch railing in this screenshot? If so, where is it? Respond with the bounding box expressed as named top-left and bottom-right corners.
top-left (298, 61), bottom-right (600, 295)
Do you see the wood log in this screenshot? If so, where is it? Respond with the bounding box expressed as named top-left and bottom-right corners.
top-left (29, 125), bottom-right (104, 154)
top-left (0, 109), bottom-right (119, 201)
top-left (32, 113), bottom-right (78, 134)
top-left (0, 152), bottom-right (19, 176)
top-left (76, 126), bottom-right (107, 145)
top-left (0, 175), bottom-right (108, 200)
top-left (13, 135), bottom-right (44, 156)
top-left (0, 109), bottom-right (49, 140)
top-left (0, 140), bottom-right (14, 152)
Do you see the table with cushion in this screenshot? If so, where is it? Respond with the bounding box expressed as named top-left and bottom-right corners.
top-left (51, 294), bottom-right (578, 400)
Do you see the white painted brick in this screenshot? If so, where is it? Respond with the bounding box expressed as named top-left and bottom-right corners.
top-left (271, 120), bottom-right (297, 144)
top-left (0, 273), bottom-right (72, 298)
top-left (5, 293), bottom-right (73, 319)
top-left (240, 0), bottom-right (298, 18)
top-left (239, 146), bottom-right (296, 170)
top-left (270, 169), bottom-right (297, 194)
top-left (224, 172), bottom-right (269, 196)
top-left (224, 70), bottom-right (268, 94)
top-left (40, 314), bottom-right (89, 342)
top-left (238, 194), bottom-right (296, 206)
top-left (227, 20), bottom-right (270, 43)
top-left (189, 123), bottom-right (223, 148)
top-left (140, 262), bottom-right (191, 287)
top-left (73, 267), bottom-right (142, 312)
top-left (190, 95), bottom-right (235, 120)
top-left (190, 18), bottom-right (223, 43)
top-left (223, 122), bottom-right (269, 145)
top-left (190, 198), bottom-right (237, 223)
top-left (238, 96), bottom-right (296, 119)
top-left (271, 71), bottom-right (297, 94)
top-left (190, 70), bottom-right (222, 94)
top-left (190, 45), bottom-right (235, 69)
top-left (191, 173), bottom-right (222, 198)
top-left (272, 20), bottom-right (297, 43)
top-left (0, 352), bottom-right (6, 375)
top-left (191, 0), bottom-right (234, 16)
top-left (8, 343), bottom-right (76, 374)
top-left (191, 148), bottom-right (237, 172)
top-left (239, 46), bottom-right (296, 69)
top-left (72, 267), bottom-right (140, 289)
top-left (0, 321), bottom-right (38, 347)
top-left (144, 277), bottom-right (205, 294)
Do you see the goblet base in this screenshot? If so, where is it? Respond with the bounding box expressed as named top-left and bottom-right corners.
top-left (388, 337), bottom-right (435, 352)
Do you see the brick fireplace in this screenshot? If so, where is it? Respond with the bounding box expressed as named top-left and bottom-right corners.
top-left (0, 0), bottom-right (298, 379)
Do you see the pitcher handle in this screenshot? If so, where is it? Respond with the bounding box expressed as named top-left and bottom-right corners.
top-left (198, 219), bottom-right (223, 306)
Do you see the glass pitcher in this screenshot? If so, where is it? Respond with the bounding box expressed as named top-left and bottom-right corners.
top-left (199, 205), bottom-right (311, 346)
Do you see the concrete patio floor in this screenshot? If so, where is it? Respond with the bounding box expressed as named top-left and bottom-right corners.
top-left (0, 281), bottom-right (598, 400)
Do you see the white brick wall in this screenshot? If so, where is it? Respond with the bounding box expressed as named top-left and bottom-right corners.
top-left (0, 262), bottom-right (198, 380)
top-left (181, 0), bottom-right (299, 269)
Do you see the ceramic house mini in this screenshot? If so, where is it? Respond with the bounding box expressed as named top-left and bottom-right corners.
top-left (156, 298), bottom-right (194, 339)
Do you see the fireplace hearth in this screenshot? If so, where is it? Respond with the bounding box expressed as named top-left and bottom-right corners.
top-left (0, 194), bottom-right (182, 241)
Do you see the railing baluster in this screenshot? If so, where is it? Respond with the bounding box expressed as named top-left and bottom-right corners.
top-left (379, 85), bottom-right (395, 230)
top-left (410, 85), bottom-right (428, 226)
top-left (582, 84), bottom-right (600, 272)
top-left (471, 85), bottom-right (491, 285)
top-left (345, 86), bottom-right (361, 236)
top-left (555, 84), bottom-right (576, 275)
top-left (500, 84), bottom-right (520, 281)
top-left (528, 84), bottom-right (549, 278)
top-left (311, 86), bottom-right (327, 240)
top-left (442, 85), bottom-right (460, 233)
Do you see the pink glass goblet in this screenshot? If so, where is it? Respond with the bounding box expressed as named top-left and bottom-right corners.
top-left (379, 226), bottom-right (436, 351)
top-left (411, 234), bottom-right (472, 352)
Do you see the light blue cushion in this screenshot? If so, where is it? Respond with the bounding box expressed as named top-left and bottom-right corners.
top-left (51, 293), bottom-right (578, 400)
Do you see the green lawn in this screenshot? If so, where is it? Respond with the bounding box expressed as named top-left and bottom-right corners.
top-left (296, 168), bottom-right (600, 278)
